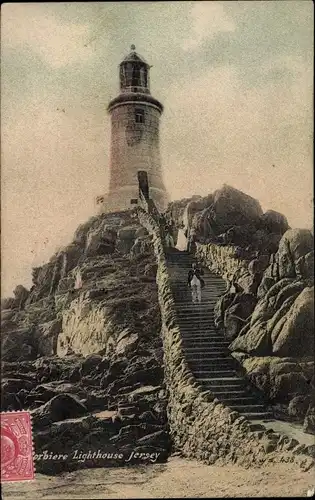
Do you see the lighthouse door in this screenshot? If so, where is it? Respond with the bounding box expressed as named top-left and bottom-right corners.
top-left (137, 171), bottom-right (149, 201)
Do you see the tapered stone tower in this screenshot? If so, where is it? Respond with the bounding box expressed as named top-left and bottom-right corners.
top-left (96, 45), bottom-right (169, 214)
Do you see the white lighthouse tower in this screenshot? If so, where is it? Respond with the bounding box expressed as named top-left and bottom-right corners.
top-left (96, 45), bottom-right (169, 214)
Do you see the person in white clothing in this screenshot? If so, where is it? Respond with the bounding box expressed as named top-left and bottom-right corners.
top-left (187, 263), bottom-right (205, 304)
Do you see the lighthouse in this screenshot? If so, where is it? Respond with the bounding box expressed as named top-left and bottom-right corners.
top-left (96, 45), bottom-right (169, 214)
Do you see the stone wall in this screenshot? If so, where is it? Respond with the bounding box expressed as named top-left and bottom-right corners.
top-left (137, 207), bottom-right (314, 470)
top-left (195, 242), bottom-right (250, 283)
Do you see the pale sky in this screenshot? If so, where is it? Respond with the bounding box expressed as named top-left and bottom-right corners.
top-left (1, 1), bottom-right (313, 296)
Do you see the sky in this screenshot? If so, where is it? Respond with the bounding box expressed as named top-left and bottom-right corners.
top-left (1, 1), bottom-right (313, 296)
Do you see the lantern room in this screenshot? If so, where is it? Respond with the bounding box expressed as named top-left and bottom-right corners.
top-left (119, 45), bottom-right (151, 94)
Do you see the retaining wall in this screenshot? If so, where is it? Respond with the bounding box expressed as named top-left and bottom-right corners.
top-left (137, 207), bottom-right (314, 470)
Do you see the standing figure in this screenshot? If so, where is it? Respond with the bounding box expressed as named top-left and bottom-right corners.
top-left (187, 263), bottom-right (205, 304)
top-left (187, 227), bottom-right (197, 254)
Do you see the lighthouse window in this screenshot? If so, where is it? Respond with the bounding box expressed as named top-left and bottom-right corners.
top-left (135, 109), bottom-right (145, 124)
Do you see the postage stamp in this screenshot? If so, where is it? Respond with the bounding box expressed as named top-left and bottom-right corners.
top-left (1, 411), bottom-right (35, 482)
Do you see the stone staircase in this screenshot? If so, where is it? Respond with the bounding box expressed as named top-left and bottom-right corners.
top-left (166, 249), bottom-right (274, 421)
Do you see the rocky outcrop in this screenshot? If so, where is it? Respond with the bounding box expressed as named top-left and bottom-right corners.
top-left (194, 226), bottom-right (314, 433)
top-left (1, 210), bottom-right (170, 474)
top-left (137, 206), bottom-right (314, 470)
top-left (166, 190), bottom-right (313, 435)
top-left (166, 185), bottom-right (291, 257)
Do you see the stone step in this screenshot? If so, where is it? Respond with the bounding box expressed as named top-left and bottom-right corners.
top-left (199, 377), bottom-right (246, 386)
top-left (192, 365), bottom-right (237, 373)
top-left (185, 346), bottom-right (229, 351)
top-left (175, 304), bottom-right (217, 309)
top-left (219, 396), bottom-right (262, 406)
top-left (185, 351), bottom-right (231, 358)
top-left (187, 354), bottom-right (233, 361)
top-left (172, 284), bottom-right (226, 288)
top-left (173, 290), bottom-right (225, 293)
top-left (182, 340), bottom-right (229, 346)
top-left (180, 329), bottom-right (220, 334)
top-left (178, 323), bottom-right (216, 328)
top-left (183, 338), bottom-right (228, 343)
top-left (175, 302), bottom-right (218, 308)
top-left (180, 332), bottom-right (220, 337)
top-left (174, 287), bottom-right (222, 291)
top-left (188, 362), bottom-right (236, 371)
top-left (172, 280), bottom-right (226, 284)
top-left (184, 344), bottom-right (229, 350)
top-left (175, 309), bottom-right (217, 313)
top-left (234, 410), bottom-right (273, 420)
top-left (228, 404), bottom-right (268, 412)
top-left (241, 412), bottom-right (274, 420)
top-left (195, 370), bottom-right (237, 377)
top-left (211, 389), bottom-right (252, 398)
top-left (176, 310), bottom-right (216, 315)
top-left (182, 334), bottom-right (227, 339)
top-left (202, 385), bottom-right (250, 394)
top-left (172, 285), bottom-right (226, 289)
top-left (181, 336), bottom-right (231, 340)
top-left (177, 318), bottom-right (216, 322)
top-left (178, 327), bottom-right (217, 332)
top-left (192, 366), bottom-right (237, 374)
top-left (179, 327), bottom-right (219, 332)
top-left (173, 295), bottom-right (225, 300)
top-left (177, 315), bottom-right (216, 318)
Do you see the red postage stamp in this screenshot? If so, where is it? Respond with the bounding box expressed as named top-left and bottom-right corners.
top-left (1, 411), bottom-right (35, 482)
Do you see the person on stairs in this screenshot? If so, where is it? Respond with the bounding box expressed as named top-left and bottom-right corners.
top-left (187, 262), bottom-right (205, 304)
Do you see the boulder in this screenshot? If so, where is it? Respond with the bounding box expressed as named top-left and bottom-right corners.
top-left (230, 278), bottom-right (310, 357)
top-left (229, 320), bottom-right (271, 356)
top-left (223, 293), bottom-right (257, 341)
top-left (12, 285), bottom-right (29, 310)
top-left (73, 217), bottom-right (98, 246)
top-left (31, 393), bottom-right (88, 429)
top-left (248, 255), bottom-right (270, 275)
top-left (2, 327), bottom-right (37, 362)
top-left (2, 377), bottom-right (36, 395)
top-left (135, 227), bottom-right (148, 238)
top-left (143, 263), bottom-right (158, 277)
top-left (26, 381), bottom-right (88, 407)
top-left (183, 195), bottom-right (213, 236)
top-left (79, 354), bottom-right (108, 376)
top-left (85, 224), bottom-right (117, 257)
top-left (295, 251), bottom-right (314, 281)
top-left (288, 395), bottom-right (310, 419)
top-left (237, 271), bottom-right (263, 295)
top-left (116, 225), bottom-right (139, 254)
top-left (130, 236), bottom-right (153, 257)
top-left (271, 286), bottom-right (314, 357)
top-left (238, 356), bottom-right (313, 402)
top-left (304, 403), bottom-right (315, 435)
top-left (222, 224), bottom-right (258, 247)
top-left (34, 319), bottom-right (62, 357)
top-left (214, 291), bottom-right (236, 329)
top-left (116, 332), bottom-right (139, 356)
top-left (1, 298), bottom-right (16, 310)
top-left (277, 229), bottom-right (314, 279)
top-left (136, 429), bottom-right (168, 447)
top-left (260, 210), bottom-right (289, 235)
top-left (209, 185), bottom-right (263, 234)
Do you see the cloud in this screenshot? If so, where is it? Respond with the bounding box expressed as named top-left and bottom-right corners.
top-left (1, 4), bottom-right (96, 68)
top-left (162, 55), bottom-right (312, 227)
top-left (182, 2), bottom-right (235, 51)
top-left (1, 2), bottom-right (312, 296)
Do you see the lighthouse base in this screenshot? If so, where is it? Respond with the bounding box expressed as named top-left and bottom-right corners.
top-left (96, 186), bottom-right (169, 215)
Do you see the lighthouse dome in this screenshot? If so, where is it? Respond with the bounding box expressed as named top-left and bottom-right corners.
top-left (120, 45), bottom-right (149, 66)
top-left (119, 45), bottom-right (151, 94)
